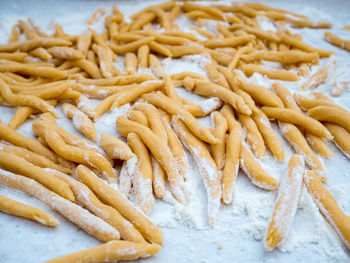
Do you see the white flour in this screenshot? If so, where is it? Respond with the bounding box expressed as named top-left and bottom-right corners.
top-left (0, 0), bottom-right (350, 262)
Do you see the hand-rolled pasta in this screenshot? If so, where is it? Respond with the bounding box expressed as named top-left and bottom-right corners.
top-left (109, 37), bottom-right (154, 54)
top-left (251, 108), bottom-right (285, 161)
top-left (163, 74), bottom-right (182, 105)
top-left (202, 35), bottom-right (255, 48)
top-left (110, 80), bottom-right (164, 109)
top-left (132, 102), bottom-right (168, 198)
top-left (160, 110), bottom-right (188, 180)
top-left (47, 46), bottom-right (83, 60)
top-left (240, 144), bottom-right (278, 190)
top-left (127, 133), bottom-right (154, 214)
top-left (116, 116), bottom-right (186, 204)
top-left (324, 32), bottom-right (350, 52)
top-left (294, 94), bottom-right (340, 111)
top-left (49, 169), bottom-right (145, 242)
top-left (124, 52), bottom-right (137, 75)
top-left (205, 63), bottom-right (230, 89)
top-left (77, 30), bottom-right (92, 57)
top-left (137, 44), bottom-right (150, 68)
top-left (62, 103), bottom-right (97, 141)
top-left (0, 151), bottom-right (75, 201)
top-left (324, 123), bottom-right (350, 159)
top-left (0, 37), bottom-right (72, 52)
top-left (92, 44), bottom-right (117, 78)
top-left (210, 111), bottom-right (228, 170)
top-left (0, 60), bottom-right (67, 80)
top-left (8, 100), bottom-right (57, 129)
top-left (304, 170), bottom-right (350, 250)
top-left (0, 168), bottom-right (120, 242)
top-left (183, 3), bottom-right (226, 21)
top-left (46, 240), bottom-right (160, 263)
top-left (235, 73), bottom-right (283, 108)
top-left (261, 106), bottom-right (333, 140)
top-left (142, 92), bottom-right (218, 144)
top-left (75, 165), bottom-right (163, 245)
top-left (0, 143), bottom-right (71, 174)
top-left (0, 121), bottom-right (72, 169)
top-left (307, 106), bottom-right (350, 133)
top-left (172, 117), bottom-right (220, 226)
top-left (189, 80), bottom-right (251, 115)
top-left (273, 83), bottom-right (333, 158)
top-left (127, 110), bottom-right (149, 127)
top-left (149, 54), bottom-right (163, 78)
top-left (265, 154), bottom-right (304, 250)
top-left (279, 121), bottom-right (326, 181)
top-left (75, 95), bottom-right (96, 120)
top-left (221, 105), bottom-right (242, 204)
top-left (240, 50), bottom-right (319, 64)
top-left (100, 133), bottom-right (134, 160)
top-left (0, 79), bottom-right (59, 117)
top-left (118, 157), bottom-right (136, 198)
top-left (32, 119), bottom-right (115, 182)
top-left (302, 58), bottom-right (335, 90)
top-left (238, 113), bottom-right (266, 159)
top-left (278, 32), bottom-right (334, 58)
top-left (0, 194), bottom-right (59, 227)
top-left (70, 59), bottom-right (102, 79)
top-left (242, 64), bottom-right (299, 81)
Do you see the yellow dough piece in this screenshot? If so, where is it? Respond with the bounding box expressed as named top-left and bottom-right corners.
top-left (0, 194), bottom-right (58, 227)
top-left (0, 37), bottom-right (72, 52)
top-left (0, 143), bottom-right (71, 174)
top-left (110, 80), bottom-right (164, 109)
top-left (92, 44), bottom-right (117, 78)
top-left (0, 79), bottom-right (59, 117)
top-left (279, 121), bottom-right (326, 181)
top-left (240, 50), bottom-right (319, 64)
top-left (62, 103), bottom-right (97, 141)
top-left (50, 169), bottom-right (145, 242)
top-left (205, 63), bottom-right (230, 89)
top-left (124, 52), bottom-right (137, 75)
top-left (127, 133), bottom-right (154, 214)
top-left (242, 64), bottom-right (299, 81)
top-left (261, 107), bottom-right (333, 140)
top-left (172, 117), bottom-right (221, 226)
top-left (238, 113), bottom-right (266, 159)
top-left (160, 110), bottom-right (188, 180)
top-left (235, 73), bottom-right (283, 108)
top-left (0, 121), bottom-right (72, 169)
top-left (46, 240), bottom-right (160, 263)
top-left (240, 144), bottom-right (278, 191)
top-left (251, 107), bottom-right (285, 161)
top-left (127, 110), bottom-right (149, 127)
top-left (0, 151), bottom-right (74, 201)
top-left (142, 92), bottom-right (218, 144)
top-left (189, 79), bottom-right (252, 115)
top-left (307, 106), bottom-right (350, 134)
top-left (116, 116), bottom-right (186, 204)
top-left (294, 94), bottom-right (344, 111)
top-left (109, 37), bottom-right (154, 54)
top-left (273, 83), bottom-right (333, 158)
top-left (77, 30), bottom-right (92, 58)
top-left (202, 35), bottom-right (255, 49)
top-left (47, 46), bottom-right (83, 60)
top-left (210, 111), bottom-right (228, 169)
top-left (133, 102), bottom-right (168, 198)
top-left (137, 44), bottom-right (150, 68)
top-left (221, 105), bottom-right (242, 204)
top-left (302, 58), bottom-right (335, 90)
top-left (0, 168), bottom-right (120, 243)
top-left (149, 54), bottom-right (163, 78)
top-left (32, 119), bottom-right (115, 182)
top-left (100, 133), bottom-right (134, 160)
top-left (304, 170), bottom-right (350, 250)
top-left (265, 154), bottom-right (305, 250)
top-left (75, 165), bottom-right (163, 245)
top-left (324, 123), bottom-right (350, 159)
top-left (324, 31), bottom-right (350, 52)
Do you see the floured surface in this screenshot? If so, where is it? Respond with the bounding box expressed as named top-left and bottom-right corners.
top-left (0, 0), bottom-right (350, 262)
